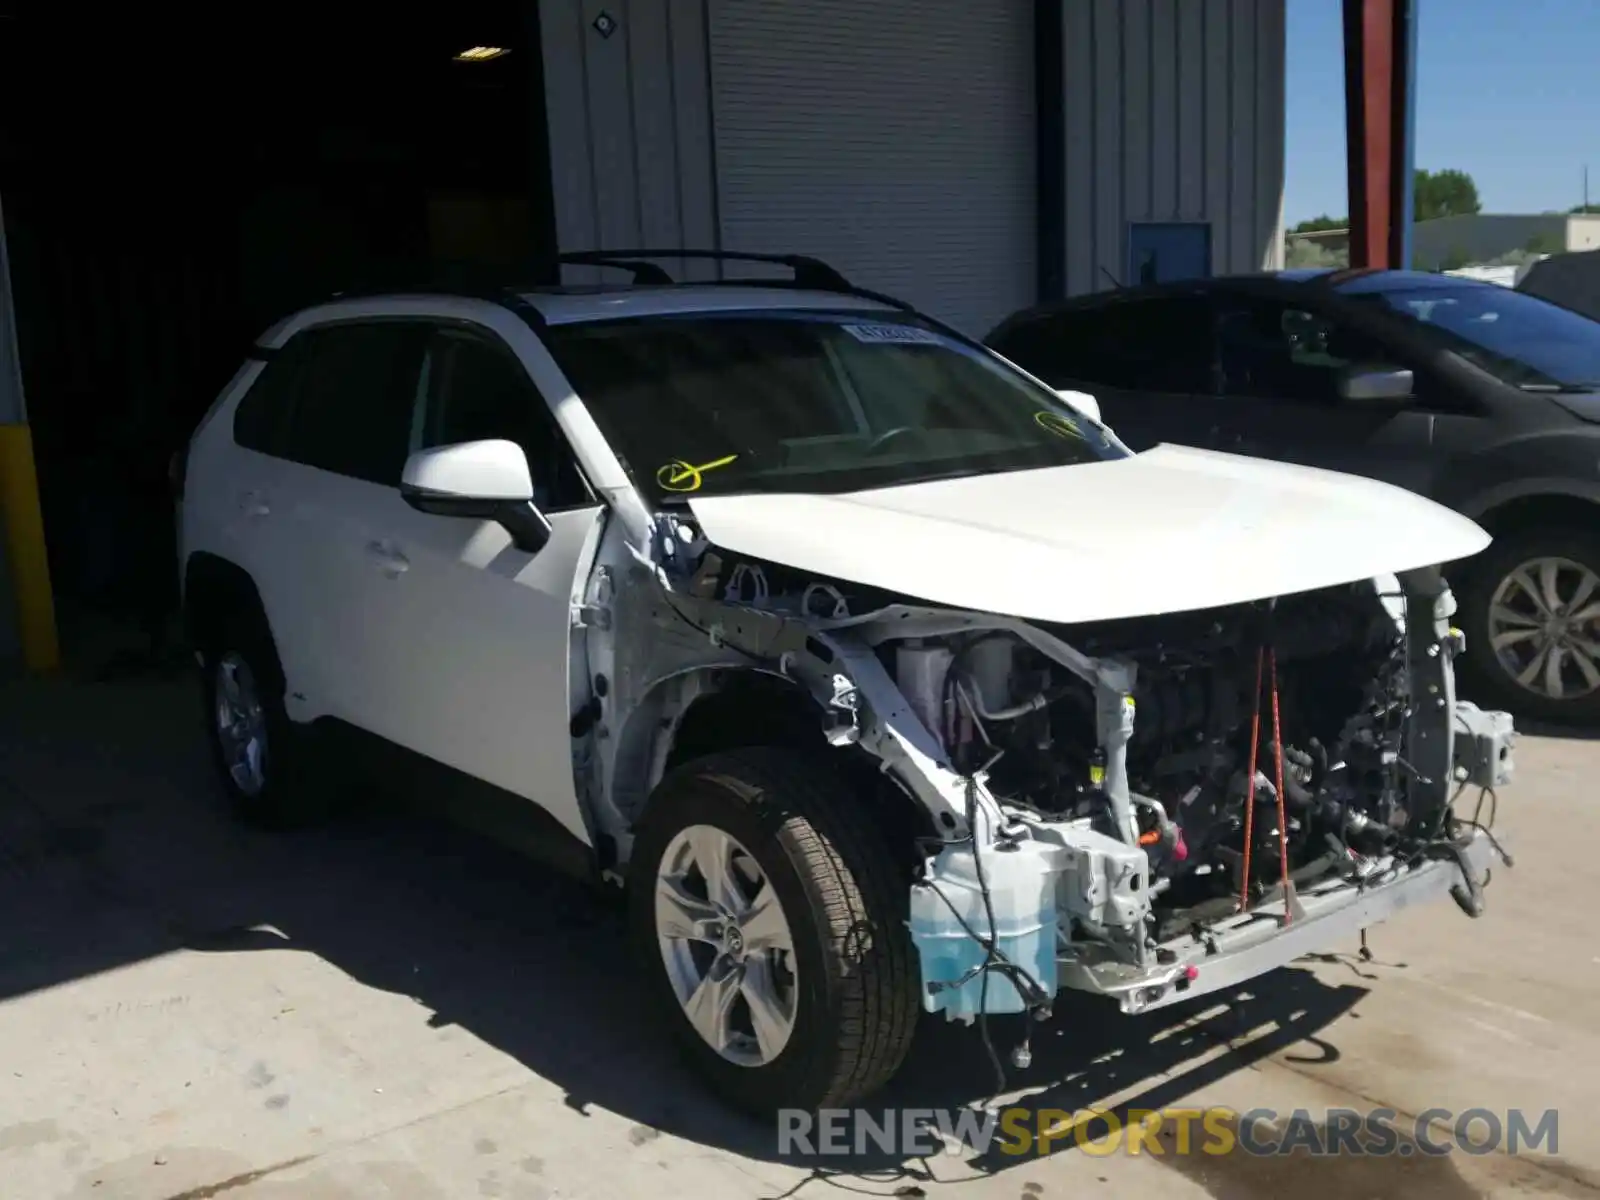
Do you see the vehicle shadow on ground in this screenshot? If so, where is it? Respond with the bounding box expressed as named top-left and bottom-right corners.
top-left (1508, 717), bottom-right (1600, 741)
top-left (0, 678), bottom-right (1373, 1192)
top-left (1454, 675), bottom-right (1600, 742)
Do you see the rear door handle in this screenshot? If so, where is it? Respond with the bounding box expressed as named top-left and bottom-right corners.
top-left (238, 490), bottom-right (271, 517)
top-left (366, 540), bottom-right (409, 575)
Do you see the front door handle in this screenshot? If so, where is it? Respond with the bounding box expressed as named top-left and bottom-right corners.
top-left (238, 490), bottom-right (271, 518)
top-left (366, 541), bottom-right (410, 575)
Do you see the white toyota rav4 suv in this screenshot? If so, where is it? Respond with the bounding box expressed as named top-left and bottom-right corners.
top-left (177, 250), bottom-right (1515, 1115)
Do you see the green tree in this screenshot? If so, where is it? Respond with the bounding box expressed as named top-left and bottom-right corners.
top-left (1571, 204), bottom-right (1600, 214)
top-left (1413, 168), bottom-right (1481, 221)
top-left (1286, 168), bottom-right (1480, 238)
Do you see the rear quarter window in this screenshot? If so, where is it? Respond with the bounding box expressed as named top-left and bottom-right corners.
top-left (232, 338), bottom-right (308, 457)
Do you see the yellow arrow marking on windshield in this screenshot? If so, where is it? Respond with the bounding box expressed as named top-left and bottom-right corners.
top-left (656, 454), bottom-right (739, 493)
top-left (1034, 410), bottom-right (1084, 440)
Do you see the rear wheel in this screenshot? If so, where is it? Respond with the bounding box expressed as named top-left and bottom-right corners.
top-left (199, 615), bottom-right (326, 827)
top-left (1456, 526), bottom-right (1600, 724)
top-left (627, 748), bottom-right (920, 1114)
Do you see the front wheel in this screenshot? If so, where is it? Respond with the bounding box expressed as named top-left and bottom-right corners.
top-left (627, 748), bottom-right (920, 1115)
top-left (1456, 526), bottom-right (1600, 724)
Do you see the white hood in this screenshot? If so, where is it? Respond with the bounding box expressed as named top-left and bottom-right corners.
top-left (685, 444), bottom-right (1491, 625)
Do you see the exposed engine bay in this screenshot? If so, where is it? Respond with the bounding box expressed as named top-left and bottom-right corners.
top-left (594, 510), bottom-right (1515, 1021)
top-left (916, 585), bottom-right (1427, 936)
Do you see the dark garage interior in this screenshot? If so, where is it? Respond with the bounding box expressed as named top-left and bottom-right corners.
top-left (0, 4), bottom-right (557, 670)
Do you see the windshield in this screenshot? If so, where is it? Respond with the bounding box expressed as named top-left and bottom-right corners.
top-left (541, 311), bottom-right (1127, 503)
top-left (1358, 285), bottom-right (1600, 390)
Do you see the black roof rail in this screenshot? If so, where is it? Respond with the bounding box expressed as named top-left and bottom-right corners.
top-left (553, 253), bottom-right (675, 284)
top-left (559, 248), bottom-right (854, 290)
top-left (557, 249), bottom-right (923, 313)
top-left (323, 281), bottom-right (548, 326)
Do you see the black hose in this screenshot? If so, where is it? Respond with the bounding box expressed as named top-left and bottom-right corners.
top-left (965, 775), bottom-right (1007, 1097)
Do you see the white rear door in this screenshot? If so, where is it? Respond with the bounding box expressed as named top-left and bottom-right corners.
top-left (266, 319), bottom-right (431, 727)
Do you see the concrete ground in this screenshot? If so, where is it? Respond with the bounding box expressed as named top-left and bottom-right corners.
top-left (1, 676), bottom-right (1597, 1200)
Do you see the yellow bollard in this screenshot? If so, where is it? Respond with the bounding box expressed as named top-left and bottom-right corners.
top-left (0, 422), bottom-right (61, 673)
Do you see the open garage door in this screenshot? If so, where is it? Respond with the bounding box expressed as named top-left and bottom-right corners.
top-left (0, 5), bottom-right (556, 670)
top-left (706, 0), bottom-right (1037, 338)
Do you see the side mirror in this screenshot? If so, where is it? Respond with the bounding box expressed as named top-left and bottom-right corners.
top-left (1056, 388), bottom-right (1101, 423)
top-left (1338, 364), bottom-right (1414, 405)
top-left (400, 439), bottom-right (552, 554)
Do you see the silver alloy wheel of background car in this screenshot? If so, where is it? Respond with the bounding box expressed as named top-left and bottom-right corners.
top-left (214, 653), bottom-right (269, 796)
top-left (1488, 556), bottom-right (1600, 702)
top-left (654, 824), bottom-right (799, 1068)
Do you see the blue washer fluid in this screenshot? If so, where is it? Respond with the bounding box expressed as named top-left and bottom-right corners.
top-left (909, 839), bottom-right (1065, 1020)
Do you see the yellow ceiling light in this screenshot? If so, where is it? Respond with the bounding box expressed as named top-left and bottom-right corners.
top-left (454, 46), bottom-right (510, 62)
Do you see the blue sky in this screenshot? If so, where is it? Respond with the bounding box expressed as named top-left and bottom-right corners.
top-left (1285, 0), bottom-right (1600, 225)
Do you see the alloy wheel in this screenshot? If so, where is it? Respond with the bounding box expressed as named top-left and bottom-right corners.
top-left (1487, 556), bottom-right (1600, 702)
top-left (654, 824), bottom-right (799, 1067)
top-left (214, 653), bottom-right (269, 796)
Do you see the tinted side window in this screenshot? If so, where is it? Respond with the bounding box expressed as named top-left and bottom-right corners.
top-left (284, 323), bottom-right (424, 484)
top-left (1005, 299), bottom-right (1212, 393)
top-left (232, 337), bottom-right (308, 456)
top-left (414, 329), bottom-right (592, 510)
top-left (1053, 309), bottom-right (1134, 386)
top-left (1216, 299), bottom-right (1392, 403)
top-left (1116, 298), bottom-right (1214, 392)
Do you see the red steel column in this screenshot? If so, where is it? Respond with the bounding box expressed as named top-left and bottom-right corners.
top-left (1343, 0), bottom-right (1404, 269)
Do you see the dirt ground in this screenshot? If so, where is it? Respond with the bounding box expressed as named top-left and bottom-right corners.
top-left (1, 676), bottom-right (1596, 1199)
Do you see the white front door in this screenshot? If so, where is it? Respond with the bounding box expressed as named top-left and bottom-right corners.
top-left (359, 502), bottom-right (603, 846)
top-left (351, 324), bottom-right (603, 847)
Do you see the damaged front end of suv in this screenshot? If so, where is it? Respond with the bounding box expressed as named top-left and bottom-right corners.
top-left (583, 496), bottom-right (1515, 1052)
top-left (543, 301), bottom-right (1519, 1112)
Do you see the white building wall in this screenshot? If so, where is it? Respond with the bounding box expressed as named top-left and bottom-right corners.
top-left (539, 0), bottom-right (1287, 317)
top-left (1063, 0), bottom-right (1285, 296)
top-left (1566, 214), bottom-right (1600, 253)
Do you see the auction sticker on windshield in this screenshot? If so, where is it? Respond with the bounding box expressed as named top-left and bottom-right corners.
top-left (841, 323), bottom-right (948, 346)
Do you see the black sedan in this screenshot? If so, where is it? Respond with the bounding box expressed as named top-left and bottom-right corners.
top-left (986, 268), bottom-right (1600, 723)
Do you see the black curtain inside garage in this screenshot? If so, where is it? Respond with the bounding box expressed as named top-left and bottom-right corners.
top-left (0, 3), bottom-right (557, 664)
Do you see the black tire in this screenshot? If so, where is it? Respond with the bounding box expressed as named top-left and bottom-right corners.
top-left (627, 748), bottom-right (920, 1115)
top-left (1455, 524), bottom-right (1600, 725)
top-left (198, 611), bottom-right (327, 828)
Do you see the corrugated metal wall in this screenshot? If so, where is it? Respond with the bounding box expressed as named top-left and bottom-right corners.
top-left (705, 0), bottom-right (1037, 337)
top-left (1063, 0), bottom-right (1285, 296)
top-left (539, 0), bottom-right (1286, 299)
top-left (537, 0), bottom-right (721, 282)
